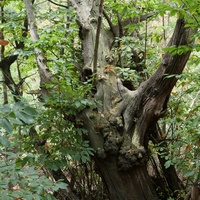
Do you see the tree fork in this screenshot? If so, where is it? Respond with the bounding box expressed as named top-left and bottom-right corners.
top-left (76, 7), bottom-right (196, 200)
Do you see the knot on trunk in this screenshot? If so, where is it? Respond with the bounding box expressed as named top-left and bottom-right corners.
top-left (118, 145), bottom-right (147, 171)
top-left (81, 67), bottom-right (93, 82)
top-left (78, 24), bottom-right (90, 40)
top-left (109, 116), bottom-right (123, 127)
top-left (96, 148), bottom-right (106, 159)
top-left (103, 132), bottom-right (123, 155)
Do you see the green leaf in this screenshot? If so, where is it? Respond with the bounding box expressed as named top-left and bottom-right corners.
top-left (1, 119), bottom-right (13, 134)
top-left (184, 170), bottom-right (195, 177)
top-left (122, 6), bottom-right (128, 15)
top-left (164, 160), bottom-right (171, 169)
top-left (196, 160), bottom-right (200, 168)
top-left (23, 107), bottom-right (38, 116)
top-left (56, 181), bottom-right (68, 190)
top-left (44, 193), bottom-right (56, 200)
top-left (0, 136), bottom-right (10, 147)
top-left (13, 102), bottom-right (25, 111)
top-left (7, 117), bottom-right (23, 125)
top-left (81, 155), bottom-right (87, 163)
top-left (0, 104), bottom-right (11, 113)
top-left (74, 100), bottom-right (81, 108)
top-left (164, 74), bottom-right (176, 79)
top-left (15, 112), bottom-right (34, 124)
top-left (23, 194), bottom-right (33, 200)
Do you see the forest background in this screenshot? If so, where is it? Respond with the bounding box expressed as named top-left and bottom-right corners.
top-left (0, 0), bottom-right (199, 200)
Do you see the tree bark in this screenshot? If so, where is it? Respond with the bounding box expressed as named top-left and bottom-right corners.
top-left (95, 158), bottom-right (158, 200)
top-left (23, 0), bottom-right (197, 198)
top-left (70, 1), bottom-right (197, 199)
top-left (191, 183), bottom-right (200, 200)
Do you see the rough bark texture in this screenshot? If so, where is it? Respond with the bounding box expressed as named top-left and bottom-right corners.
top-left (191, 183), bottom-right (200, 200)
top-left (68, 1), bottom-right (196, 199)
top-left (95, 159), bottom-right (157, 200)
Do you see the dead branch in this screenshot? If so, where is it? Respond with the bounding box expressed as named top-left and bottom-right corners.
top-left (93, 0), bottom-right (104, 77)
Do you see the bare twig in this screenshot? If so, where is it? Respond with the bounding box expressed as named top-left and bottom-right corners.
top-left (47, 0), bottom-right (69, 9)
top-left (103, 10), bottom-right (116, 37)
top-left (140, 12), bottom-right (155, 22)
top-left (117, 11), bottom-right (123, 37)
top-left (184, 189), bottom-right (191, 200)
top-left (144, 19), bottom-right (147, 67)
top-left (112, 12), bottom-right (155, 34)
top-left (16, 72), bottom-right (38, 89)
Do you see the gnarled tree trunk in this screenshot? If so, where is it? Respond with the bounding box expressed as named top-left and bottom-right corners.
top-left (25, 0), bottom-right (196, 199)
top-left (68, 1), bottom-right (196, 199)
